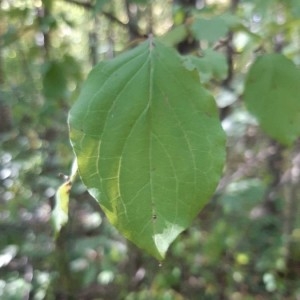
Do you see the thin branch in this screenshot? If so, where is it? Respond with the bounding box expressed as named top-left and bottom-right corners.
top-left (125, 0), bottom-right (142, 40)
top-left (222, 0), bottom-right (240, 87)
top-left (64, 0), bottom-right (93, 9)
top-left (64, 0), bottom-right (142, 37)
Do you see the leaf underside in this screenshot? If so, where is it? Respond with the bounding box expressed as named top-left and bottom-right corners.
top-left (244, 54), bottom-right (300, 146)
top-left (68, 39), bottom-right (226, 260)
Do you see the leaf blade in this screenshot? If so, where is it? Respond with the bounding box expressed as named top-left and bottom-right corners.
top-left (244, 54), bottom-right (300, 146)
top-left (69, 39), bottom-right (226, 259)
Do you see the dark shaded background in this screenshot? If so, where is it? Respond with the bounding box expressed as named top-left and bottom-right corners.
top-left (1, 0), bottom-right (300, 299)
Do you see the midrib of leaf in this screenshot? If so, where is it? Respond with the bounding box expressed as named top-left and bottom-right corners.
top-left (100, 51), bottom-right (151, 219)
top-left (148, 40), bottom-right (161, 245)
top-left (70, 47), bottom-right (152, 217)
top-left (81, 50), bottom-right (147, 138)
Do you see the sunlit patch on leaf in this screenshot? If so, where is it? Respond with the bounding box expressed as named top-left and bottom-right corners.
top-left (51, 159), bottom-right (78, 238)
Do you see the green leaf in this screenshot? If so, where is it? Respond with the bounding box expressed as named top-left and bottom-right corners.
top-left (288, 0), bottom-right (300, 17)
top-left (244, 54), bottom-right (300, 146)
top-left (62, 55), bottom-right (82, 82)
top-left (191, 16), bottom-right (229, 43)
top-left (183, 49), bottom-right (228, 83)
top-left (158, 24), bottom-right (189, 47)
top-left (95, 0), bottom-right (110, 13)
top-left (252, 0), bottom-right (277, 16)
top-left (0, 26), bottom-right (19, 47)
top-left (42, 61), bottom-right (67, 99)
top-left (68, 39), bottom-right (226, 260)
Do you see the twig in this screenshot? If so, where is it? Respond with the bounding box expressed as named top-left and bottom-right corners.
top-left (64, 0), bottom-right (142, 37)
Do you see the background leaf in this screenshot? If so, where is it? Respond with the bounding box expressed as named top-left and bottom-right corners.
top-left (95, 0), bottom-right (111, 13)
top-left (191, 16), bottom-right (229, 43)
top-left (183, 48), bottom-right (228, 83)
top-left (69, 39), bottom-right (226, 260)
top-left (42, 61), bottom-right (67, 99)
top-left (243, 54), bottom-right (300, 146)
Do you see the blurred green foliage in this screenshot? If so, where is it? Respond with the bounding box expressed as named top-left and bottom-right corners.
top-left (1, 0), bottom-right (300, 299)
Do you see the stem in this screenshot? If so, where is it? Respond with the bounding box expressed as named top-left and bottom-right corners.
top-left (64, 0), bottom-right (142, 37)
